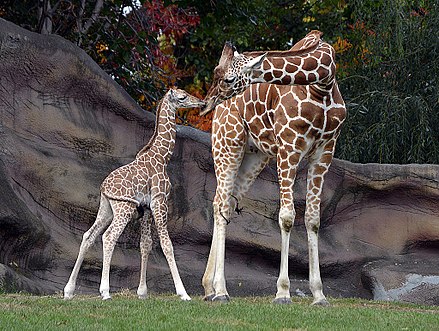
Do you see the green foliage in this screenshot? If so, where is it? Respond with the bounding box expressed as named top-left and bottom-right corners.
top-left (1, 294), bottom-right (439, 330)
top-left (336, 0), bottom-right (439, 163)
top-left (174, 0), bottom-right (347, 87)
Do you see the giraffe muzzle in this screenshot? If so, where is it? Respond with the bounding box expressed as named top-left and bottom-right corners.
top-left (200, 98), bottom-right (218, 116)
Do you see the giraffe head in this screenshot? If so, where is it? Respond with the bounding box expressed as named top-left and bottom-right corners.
top-left (166, 88), bottom-right (206, 109)
top-left (201, 45), bottom-right (266, 115)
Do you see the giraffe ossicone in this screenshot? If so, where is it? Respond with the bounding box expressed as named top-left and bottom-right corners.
top-left (201, 30), bottom-right (346, 306)
top-left (64, 88), bottom-right (205, 301)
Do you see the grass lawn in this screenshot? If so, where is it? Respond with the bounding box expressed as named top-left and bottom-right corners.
top-left (0, 292), bottom-right (438, 330)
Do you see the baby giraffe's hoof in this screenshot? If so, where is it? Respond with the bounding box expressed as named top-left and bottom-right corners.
top-left (63, 285), bottom-right (75, 300)
top-left (203, 294), bottom-right (215, 301)
top-left (63, 291), bottom-right (74, 300)
top-left (180, 294), bottom-right (192, 301)
top-left (312, 298), bottom-right (330, 306)
top-left (212, 295), bottom-right (230, 303)
top-left (273, 297), bottom-right (292, 305)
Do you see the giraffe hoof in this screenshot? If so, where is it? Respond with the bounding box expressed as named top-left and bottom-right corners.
top-left (312, 298), bottom-right (330, 306)
top-left (203, 294), bottom-right (215, 301)
top-left (138, 294), bottom-right (148, 300)
top-left (212, 295), bottom-right (230, 303)
top-left (180, 294), bottom-right (192, 301)
top-left (63, 285), bottom-right (75, 300)
top-left (273, 297), bottom-right (292, 305)
top-left (101, 295), bottom-right (112, 301)
top-left (63, 290), bottom-right (74, 300)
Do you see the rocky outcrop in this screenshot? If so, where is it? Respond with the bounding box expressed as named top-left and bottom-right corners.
top-left (1, 18), bottom-right (438, 304)
top-left (362, 253), bottom-right (439, 306)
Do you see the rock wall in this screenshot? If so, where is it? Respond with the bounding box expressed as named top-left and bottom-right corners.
top-left (1, 19), bottom-right (438, 304)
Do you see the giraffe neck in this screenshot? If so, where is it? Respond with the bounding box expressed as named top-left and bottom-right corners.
top-left (137, 99), bottom-right (176, 163)
top-left (251, 43), bottom-right (336, 89)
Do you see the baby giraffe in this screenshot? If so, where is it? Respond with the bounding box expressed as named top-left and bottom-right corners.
top-left (64, 88), bottom-right (205, 301)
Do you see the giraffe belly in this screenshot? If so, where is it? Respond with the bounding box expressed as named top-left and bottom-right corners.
top-left (247, 131), bottom-right (277, 156)
top-left (245, 134), bottom-right (259, 153)
top-left (133, 192), bottom-right (151, 207)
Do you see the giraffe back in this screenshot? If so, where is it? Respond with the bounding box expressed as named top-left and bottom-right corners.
top-left (100, 155), bottom-right (169, 206)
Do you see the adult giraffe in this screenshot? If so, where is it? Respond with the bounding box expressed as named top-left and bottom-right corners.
top-left (201, 30), bottom-right (346, 305)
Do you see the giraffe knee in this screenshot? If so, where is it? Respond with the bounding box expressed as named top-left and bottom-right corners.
top-left (81, 230), bottom-right (96, 250)
top-left (279, 208), bottom-right (295, 232)
top-left (305, 216), bottom-right (320, 233)
top-left (82, 230), bottom-right (91, 242)
top-left (160, 240), bottom-right (174, 257)
top-left (102, 226), bottom-right (117, 245)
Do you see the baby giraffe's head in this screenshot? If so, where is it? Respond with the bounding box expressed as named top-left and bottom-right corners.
top-left (167, 88), bottom-right (206, 109)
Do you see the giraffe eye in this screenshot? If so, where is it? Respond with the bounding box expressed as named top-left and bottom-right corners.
top-left (223, 75), bottom-right (237, 84)
top-left (177, 95), bottom-right (187, 101)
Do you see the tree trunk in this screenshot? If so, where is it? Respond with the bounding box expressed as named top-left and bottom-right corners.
top-left (38, 0), bottom-right (53, 34)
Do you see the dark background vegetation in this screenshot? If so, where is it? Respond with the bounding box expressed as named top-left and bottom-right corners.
top-left (1, 0), bottom-right (438, 164)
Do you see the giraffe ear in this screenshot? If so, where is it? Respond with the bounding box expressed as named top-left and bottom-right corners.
top-left (242, 53), bottom-right (267, 73)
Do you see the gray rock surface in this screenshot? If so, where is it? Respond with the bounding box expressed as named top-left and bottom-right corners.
top-left (1, 18), bottom-right (439, 304)
top-left (362, 254), bottom-right (439, 305)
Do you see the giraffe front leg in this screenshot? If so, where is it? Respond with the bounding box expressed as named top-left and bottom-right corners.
top-left (99, 201), bottom-right (132, 300)
top-left (274, 149), bottom-right (301, 304)
top-left (203, 152), bottom-right (270, 301)
top-left (64, 195), bottom-right (112, 300)
top-left (202, 220), bottom-right (218, 300)
top-left (137, 211), bottom-right (152, 299)
top-left (205, 107), bottom-right (246, 302)
top-left (305, 142), bottom-right (336, 306)
top-left (211, 197), bottom-right (231, 302)
top-left (152, 197), bottom-right (191, 301)
top-left (209, 156), bottom-right (245, 302)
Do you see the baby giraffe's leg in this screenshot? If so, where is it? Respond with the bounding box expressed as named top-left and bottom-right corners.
top-left (99, 200), bottom-right (133, 300)
top-left (152, 195), bottom-right (191, 301)
top-left (64, 194), bottom-right (112, 299)
top-left (137, 210), bottom-right (153, 299)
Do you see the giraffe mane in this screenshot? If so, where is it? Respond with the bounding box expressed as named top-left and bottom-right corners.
top-left (136, 97), bottom-right (164, 156)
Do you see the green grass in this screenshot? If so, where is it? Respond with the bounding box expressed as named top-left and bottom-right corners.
top-left (0, 293), bottom-right (438, 330)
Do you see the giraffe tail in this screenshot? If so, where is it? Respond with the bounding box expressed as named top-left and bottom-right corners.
top-left (102, 192), bottom-right (146, 220)
top-left (135, 204), bottom-right (145, 220)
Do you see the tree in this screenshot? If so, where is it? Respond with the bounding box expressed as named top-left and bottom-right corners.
top-left (0, 0), bottom-right (200, 110)
top-left (335, 0), bottom-right (439, 163)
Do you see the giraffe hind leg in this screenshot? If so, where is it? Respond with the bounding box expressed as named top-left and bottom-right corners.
top-left (64, 194), bottom-right (113, 300)
top-left (305, 142), bottom-right (335, 306)
top-left (231, 152), bottom-right (271, 211)
top-left (274, 148), bottom-right (302, 304)
top-left (137, 210), bottom-right (152, 299)
top-left (99, 200), bottom-right (133, 300)
top-left (152, 197), bottom-right (191, 301)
